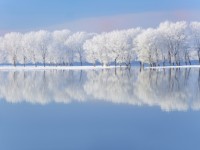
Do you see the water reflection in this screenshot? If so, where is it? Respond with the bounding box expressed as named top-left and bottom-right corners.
top-left (0, 68), bottom-right (200, 111)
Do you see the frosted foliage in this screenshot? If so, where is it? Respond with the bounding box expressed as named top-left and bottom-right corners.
top-left (22, 32), bottom-right (40, 65)
top-left (65, 32), bottom-right (95, 65)
top-left (83, 33), bottom-right (112, 66)
top-left (0, 21), bottom-right (200, 66)
top-left (0, 37), bottom-right (7, 63)
top-left (3, 32), bottom-right (23, 66)
top-left (190, 22), bottom-right (200, 62)
top-left (34, 30), bottom-right (52, 66)
top-left (83, 28), bottom-right (141, 66)
top-left (50, 30), bottom-right (71, 65)
top-left (135, 28), bottom-right (161, 63)
top-left (158, 21), bottom-right (188, 64)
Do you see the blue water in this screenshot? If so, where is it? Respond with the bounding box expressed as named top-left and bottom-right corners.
top-left (0, 68), bottom-right (200, 150)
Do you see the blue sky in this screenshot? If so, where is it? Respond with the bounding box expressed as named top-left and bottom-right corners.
top-left (0, 0), bottom-right (200, 34)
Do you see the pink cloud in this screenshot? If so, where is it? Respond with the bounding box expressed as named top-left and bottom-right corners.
top-left (48, 10), bottom-right (200, 32)
top-left (2, 10), bottom-right (200, 34)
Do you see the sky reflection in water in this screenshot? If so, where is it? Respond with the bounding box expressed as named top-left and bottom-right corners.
top-left (0, 68), bottom-right (200, 111)
top-left (0, 68), bottom-right (200, 150)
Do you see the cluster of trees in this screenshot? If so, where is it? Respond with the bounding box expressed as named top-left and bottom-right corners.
top-left (1, 21), bottom-right (200, 67)
top-left (0, 30), bottom-right (95, 66)
top-left (135, 21), bottom-right (200, 66)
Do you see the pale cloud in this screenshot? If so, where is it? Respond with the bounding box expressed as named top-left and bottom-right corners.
top-left (48, 10), bottom-right (200, 32)
top-left (1, 10), bottom-right (200, 35)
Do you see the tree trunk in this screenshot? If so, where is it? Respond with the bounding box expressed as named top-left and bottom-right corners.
top-left (114, 58), bottom-right (117, 67)
top-left (185, 53), bottom-right (187, 65)
top-left (188, 56), bottom-right (191, 65)
top-left (43, 57), bottom-right (46, 67)
top-left (163, 62), bottom-right (165, 66)
top-left (14, 59), bottom-right (16, 67)
top-left (80, 55), bottom-right (82, 66)
top-left (168, 51), bottom-right (171, 65)
top-left (139, 61), bottom-right (142, 68)
top-left (24, 57), bottom-right (26, 67)
top-left (34, 57), bottom-right (37, 67)
top-left (13, 56), bottom-right (16, 67)
top-left (198, 49), bottom-right (200, 64)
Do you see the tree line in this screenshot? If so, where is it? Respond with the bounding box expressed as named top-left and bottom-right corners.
top-left (0, 21), bottom-right (200, 67)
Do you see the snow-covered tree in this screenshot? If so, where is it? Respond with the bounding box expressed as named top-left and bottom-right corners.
top-left (23, 32), bottom-right (41, 66)
top-left (83, 39), bottom-right (97, 66)
top-left (83, 33), bottom-right (112, 66)
top-left (0, 21), bottom-right (200, 67)
top-left (158, 21), bottom-right (188, 65)
top-left (18, 33), bottom-right (33, 66)
top-left (190, 22), bottom-right (200, 64)
top-left (0, 37), bottom-right (7, 64)
top-left (3, 32), bottom-right (23, 66)
top-left (135, 28), bottom-right (163, 66)
top-left (65, 32), bottom-right (95, 66)
top-left (35, 30), bottom-right (52, 67)
top-left (103, 28), bottom-right (142, 66)
top-left (83, 28), bottom-right (141, 66)
top-left (51, 29), bottom-right (71, 65)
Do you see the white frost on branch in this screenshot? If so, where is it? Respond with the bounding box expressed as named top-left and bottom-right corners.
top-left (1, 21), bottom-right (200, 66)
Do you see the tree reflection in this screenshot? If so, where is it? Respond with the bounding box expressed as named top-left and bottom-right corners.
top-left (0, 68), bottom-right (200, 112)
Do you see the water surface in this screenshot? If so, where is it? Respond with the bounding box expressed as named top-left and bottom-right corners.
top-left (0, 68), bottom-right (200, 150)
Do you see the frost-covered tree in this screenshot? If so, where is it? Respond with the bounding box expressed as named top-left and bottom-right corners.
top-left (136, 22), bottom-right (188, 66)
top-left (24, 32), bottom-right (41, 66)
top-left (3, 32), bottom-right (23, 66)
top-left (104, 28), bottom-right (142, 66)
top-left (19, 33), bottom-right (33, 67)
top-left (158, 21), bottom-right (188, 65)
top-left (190, 22), bottom-right (200, 64)
top-left (65, 32), bottom-right (95, 66)
top-left (135, 28), bottom-right (163, 66)
top-left (0, 21), bottom-right (200, 67)
top-left (83, 33), bottom-right (112, 66)
top-left (83, 29), bottom-right (141, 66)
top-left (0, 37), bottom-right (7, 64)
top-left (123, 28), bottom-right (142, 66)
top-left (35, 30), bottom-right (52, 67)
top-left (51, 30), bottom-right (71, 65)
top-left (83, 39), bottom-right (97, 66)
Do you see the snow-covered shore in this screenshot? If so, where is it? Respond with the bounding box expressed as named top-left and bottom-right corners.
top-left (146, 65), bottom-right (200, 69)
top-left (1, 65), bottom-right (200, 71)
top-left (0, 65), bottom-right (124, 71)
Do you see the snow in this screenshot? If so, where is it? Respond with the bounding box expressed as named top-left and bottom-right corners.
top-left (0, 65), bottom-right (123, 71)
top-left (146, 65), bottom-right (200, 69)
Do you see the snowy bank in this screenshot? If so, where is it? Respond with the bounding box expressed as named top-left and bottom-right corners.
top-left (145, 65), bottom-right (200, 69)
top-left (0, 65), bottom-right (124, 71)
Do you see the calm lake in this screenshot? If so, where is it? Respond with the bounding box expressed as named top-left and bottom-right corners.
top-left (0, 68), bottom-right (200, 150)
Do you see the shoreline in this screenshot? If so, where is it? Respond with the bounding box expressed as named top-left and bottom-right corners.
top-left (145, 65), bottom-right (200, 69)
top-left (0, 65), bottom-right (125, 71)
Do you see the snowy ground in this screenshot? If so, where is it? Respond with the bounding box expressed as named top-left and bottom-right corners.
top-left (1, 65), bottom-right (200, 71)
top-left (146, 65), bottom-right (200, 69)
top-left (0, 65), bottom-right (125, 71)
